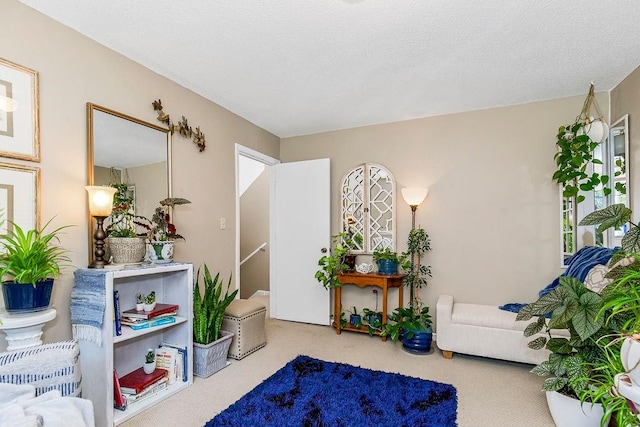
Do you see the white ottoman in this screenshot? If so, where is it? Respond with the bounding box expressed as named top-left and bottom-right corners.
top-left (222, 299), bottom-right (266, 360)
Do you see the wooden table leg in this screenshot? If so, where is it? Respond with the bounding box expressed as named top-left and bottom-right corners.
top-left (381, 284), bottom-right (388, 341)
top-left (334, 286), bottom-right (341, 335)
top-left (398, 281), bottom-right (404, 309)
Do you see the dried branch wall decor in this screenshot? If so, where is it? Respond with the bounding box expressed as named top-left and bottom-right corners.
top-left (152, 99), bottom-right (205, 152)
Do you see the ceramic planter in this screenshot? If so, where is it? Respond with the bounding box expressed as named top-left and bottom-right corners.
top-left (545, 390), bottom-right (605, 427)
top-left (193, 330), bottom-right (233, 378)
top-left (377, 259), bottom-right (398, 275)
top-left (349, 314), bottom-right (361, 327)
top-left (106, 236), bottom-right (146, 264)
top-left (401, 328), bottom-right (433, 354)
top-left (150, 240), bottom-right (174, 263)
top-left (1, 278), bottom-right (54, 313)
top-left (143, 360), bottom-right (156, 374)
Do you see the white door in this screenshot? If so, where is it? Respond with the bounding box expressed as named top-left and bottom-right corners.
top-left (271, 158), bottom-right (330, 325)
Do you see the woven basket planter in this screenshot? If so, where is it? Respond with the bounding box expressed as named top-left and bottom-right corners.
top-left (193, 330), bottom-right (233, 378)
top-left (106, 237), bottom-right (146, 264)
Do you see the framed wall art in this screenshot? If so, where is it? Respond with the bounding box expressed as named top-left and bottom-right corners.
top-left (0, 58), bottom-right (39, 162)
top-left (0, 162), bottom-right (40, 234)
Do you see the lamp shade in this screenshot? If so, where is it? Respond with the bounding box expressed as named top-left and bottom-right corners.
top-left (85, 186), bottom-right (116, 217)
top-left (401, 187), bottom-right (429, 207)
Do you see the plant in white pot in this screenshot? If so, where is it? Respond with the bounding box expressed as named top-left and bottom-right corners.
top-left (0, 219), bottom-right (72, 313)
top-left (193, 264), bottom-right (237, 378)
top-left (104, 182), bottom-right (148, 264)
top-left (146, 197), bottom-right (191, 263)
top-left (143, 348), bottom-right (156, 374)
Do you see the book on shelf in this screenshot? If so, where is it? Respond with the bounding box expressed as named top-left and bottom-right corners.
top-left (113, 290), bottom-right (122, 336)
top-left (121, 311), bottom-right (177, 324)
top-left (119, 367), bottom-right (168, 395)
top-left (120, 316), bottom-right (177, 330)
top-left (122, 377), bottom-right (168, 406)
top-left (121, 303), bottom-right (180, 320)
top-left (155, 345), bottom-right (179, 384)
top-left (113, 369), bottom-right (127, 411)
top-left (161, 342), bottom-right (188, 382)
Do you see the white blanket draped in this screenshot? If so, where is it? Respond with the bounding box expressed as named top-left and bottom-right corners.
top-left (0, 383), bottom-right (94, 427)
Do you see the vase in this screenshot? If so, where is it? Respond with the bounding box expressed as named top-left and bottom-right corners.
top-left (150, 240), bottom-right (174, 263)
top-left (620, 337), bottom-right (640, 385)
top-left (545, 390), bottom-right (605, 427)
top-left (402, 328), bottom-right (433, 355)
top-left (143, 360), bottom-right (156, 374)
top-left (106, 237), bottom-right (146, 264)
top-left (377, 259), bottom-right (398, 275)
top-left (1, 278), bottom-right (54, 313)
top-left (349, 314), bottom-right (361, 327)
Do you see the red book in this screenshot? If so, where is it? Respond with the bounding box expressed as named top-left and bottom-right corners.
top-left (119, 367), bottom-right (168, 395)
top-left (113, 369), bottom-right (126, 410)
top-left (121, 303), bottom-right (179, 320)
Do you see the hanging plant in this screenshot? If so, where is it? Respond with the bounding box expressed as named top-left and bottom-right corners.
top-left (552, 83), bottom-right (611, 204)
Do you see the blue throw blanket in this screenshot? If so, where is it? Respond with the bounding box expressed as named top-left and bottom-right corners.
top-left (71, 269), bottom-right (107, 345)
top-left (499, 246), bottom-right (619, 313)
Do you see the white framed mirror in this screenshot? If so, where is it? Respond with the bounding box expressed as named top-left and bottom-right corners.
top-left (341, 163), bottom-right (396, 254)
top-left (86, 103), bottom-right (171, 264)
top-left (607, 114), bottom-right (630, 247)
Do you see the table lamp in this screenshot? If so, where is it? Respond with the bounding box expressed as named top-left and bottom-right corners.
top-left (86, 185), bottom-right (117, 268)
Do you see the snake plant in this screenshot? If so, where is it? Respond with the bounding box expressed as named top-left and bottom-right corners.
top-left (193, 264), bottom-right (237, 344)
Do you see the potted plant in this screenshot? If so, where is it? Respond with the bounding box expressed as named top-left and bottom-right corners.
top-left (193, 264), bottom-right (238, 377)
top-left (380, 305), bottom-right (433, 354)
top-left (135, 293), bottom-right (144, 311)
top-left (348, 306), bottom-right (362, 328)
top-left (552, 83), bottom-right (611, 205)
top-left (516, 276), bottom-right (609, 425)
top-left (105, 182), bottom-right (147, 264)
top-left (362, 289), bottom-right (382, 335)
top-left (143, 291), bottom-right (156, 312)
top-left (372, 247), bottom-right (406, 275)
top-left (0, 219), bottom-right (72, 313)
top-left (575, 203), bottom-right (640, 424)
top-left (315, 232), bottom-right (357, 289)
top-left (143, 348), bottom-right (156, 374)
top-left (146, 197), bottom-right (191, 263)
top-left (403, 228), bottom-right (432, 309)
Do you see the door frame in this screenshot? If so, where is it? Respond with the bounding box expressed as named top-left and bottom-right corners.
top-left (235, 144), bottom-right (280, 301)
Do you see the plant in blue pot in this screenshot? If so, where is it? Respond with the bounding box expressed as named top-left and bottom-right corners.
top-left (372, 247), bottom-right (406, 275)
top-left (348, 306), bottom-right (362, 328)
top-left (0, 219), bottom-right (72, 313)
top-left (381, 305), bottom-right (433, 354)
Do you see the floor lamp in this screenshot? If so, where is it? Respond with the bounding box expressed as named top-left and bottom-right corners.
top-left (86, 186), bottom-right (117, 268)
top-left (401, 187), bottom-right (429, 307)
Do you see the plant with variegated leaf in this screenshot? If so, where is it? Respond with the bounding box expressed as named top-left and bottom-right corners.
top-left (193, 264), bottom-right (237, 345)
top-left (579, 203), bottom-right (640, 256)
top-left (516, 277), bottom-right (614, 398)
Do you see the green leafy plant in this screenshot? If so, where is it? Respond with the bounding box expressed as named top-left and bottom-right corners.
top-left (372, 247), bottom-right (405, 264)
top-left (380, 306), bottom-right (432, 342)
top-left (145, 349), bottom-right (155, 364)
top-left (147, 197), bottom-right (191, 241)
top-left (144, 291), bottom-right (156, 304)
top-left (552, 85), bottom-right (610, 204)
top-left (136, 293), bottom-right (144, 304)
top-left (403, 228), bottom-right (432, 311)
top-left (315, 232), bottom-right (356, 289)
top-left (579, 203), bottom-right (640, 255)
top-left (516, 277), bottom-right (611, 397)
top-left (193, 264), bottom-right (238, 344)
top-left (0, 219), bottom-right (73, 286)
top-left (106, 182), bottom-right (148, 237)
top-left (574, 338), bottom-right (638, 427)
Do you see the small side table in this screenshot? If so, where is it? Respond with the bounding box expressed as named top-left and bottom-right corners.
top-left (0, 308), bottom-right (57, 350)
top-left (335, 272), bottom-right (404, 341)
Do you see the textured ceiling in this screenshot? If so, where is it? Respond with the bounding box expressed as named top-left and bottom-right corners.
top-left (19, 0), bottom-right (640, 137)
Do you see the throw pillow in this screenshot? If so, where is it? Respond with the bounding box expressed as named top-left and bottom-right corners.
top-left (583, 264), bottom-right (611, 294)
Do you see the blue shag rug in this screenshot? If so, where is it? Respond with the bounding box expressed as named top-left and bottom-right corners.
top-left (205, 355), bottom-right (457, 427)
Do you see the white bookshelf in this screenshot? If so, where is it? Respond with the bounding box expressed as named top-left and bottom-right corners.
top-left (74, 263), bottom-right (194, 427)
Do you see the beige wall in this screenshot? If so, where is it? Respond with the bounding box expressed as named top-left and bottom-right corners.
top-left (281, 94), bottom-right (610, 313)
top-left (239, 169), bottom-right (270, 299)
top-left (611, 66), bottom-right (640, 218)
top-left (0, 0), bottom-right (279, 351)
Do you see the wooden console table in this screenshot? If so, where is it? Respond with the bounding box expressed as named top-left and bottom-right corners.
top-left (335, 272), bottom-right (405, 341)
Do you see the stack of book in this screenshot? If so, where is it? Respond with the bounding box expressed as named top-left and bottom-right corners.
top-left (117, 367), bottom-right (169, 407)
top-left (120, 303), bottom-right (179, 330)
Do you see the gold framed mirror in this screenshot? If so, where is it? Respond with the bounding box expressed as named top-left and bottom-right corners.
top-left (86, 103), bottom-right (171, 264)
